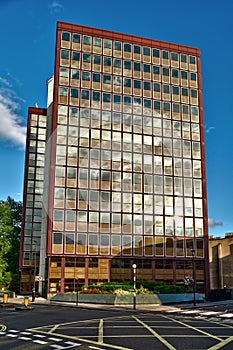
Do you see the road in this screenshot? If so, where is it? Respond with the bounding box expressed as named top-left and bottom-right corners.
top-left (0, 304), bottom-right (233, 349)
top-left (197, 302), bottom-right (233, 313)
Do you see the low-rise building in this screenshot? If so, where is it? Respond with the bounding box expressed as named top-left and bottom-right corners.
top-left (209, 233), bottom-right (233, 289)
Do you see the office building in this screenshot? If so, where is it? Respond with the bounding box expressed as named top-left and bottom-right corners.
top-left (20, 22), bottom-right (209, 296)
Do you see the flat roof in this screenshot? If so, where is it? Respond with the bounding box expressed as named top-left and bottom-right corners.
top-left (57, 21), bottom-right (200, 56)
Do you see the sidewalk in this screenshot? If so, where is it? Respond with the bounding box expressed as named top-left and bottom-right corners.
top-left (171, 298), bottom-right (233, 309)
top-left (3, 295), bottom-right (233, 313)
top-left (3, 295), bottom-right (179, 312)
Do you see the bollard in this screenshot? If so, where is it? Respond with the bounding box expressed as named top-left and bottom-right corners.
top-left (24, 296), bottom-right (29, 307)
top-left (32, 288), bottom-right (35, 302)
top-left (3, 293), bottom-right (8, 304)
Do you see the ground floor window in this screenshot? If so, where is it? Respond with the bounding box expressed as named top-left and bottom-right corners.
top-left (20, 256), bottom-right (206, 294)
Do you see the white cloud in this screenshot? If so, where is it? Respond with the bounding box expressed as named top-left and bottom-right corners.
top-left (0, 79), bottom-right (26, 147)
top-left (49, 1), bottom-right (63, 13)
top-left (205, 126), bottom-right (215, 134)
top-left (0, 77), bottom-right (11, 87)
top-left (208, 218), bottom-right (223, 227)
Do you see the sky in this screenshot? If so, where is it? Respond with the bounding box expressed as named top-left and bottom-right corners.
top-left (0, 0), bottom-right (232, 237)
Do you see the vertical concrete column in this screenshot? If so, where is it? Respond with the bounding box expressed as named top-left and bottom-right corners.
top-left (108, 259), bottom-right (111, 282)
top-left (85, 257), bottom-right (89, 286)
top-left (60, 257), bottom-right (65, 293)
top-left (152, 260), bottom-right (156, 281)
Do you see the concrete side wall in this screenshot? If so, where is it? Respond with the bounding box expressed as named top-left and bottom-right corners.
top-left (50, 293), bottom-right (205, 304)
top-left (50, 293), bottom-right (161, 304)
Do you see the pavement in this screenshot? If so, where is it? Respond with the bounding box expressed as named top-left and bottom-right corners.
top-left (2, 295), bottom-right (233, 314)
top-left (1, 295), bottom-right (175, 312)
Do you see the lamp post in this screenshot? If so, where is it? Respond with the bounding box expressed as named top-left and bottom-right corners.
top-left (191, 249), bottom-right (196, 306)
top-left (132, 264), bottom-right (137, 310)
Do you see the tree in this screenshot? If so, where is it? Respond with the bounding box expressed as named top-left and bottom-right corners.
top-left (0, 197), bottom-right (22, 292)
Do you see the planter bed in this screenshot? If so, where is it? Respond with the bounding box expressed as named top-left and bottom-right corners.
top-left (50, 293), bottom-right (161, 305)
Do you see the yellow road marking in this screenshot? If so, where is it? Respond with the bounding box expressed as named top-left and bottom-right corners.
top-left (87, 334), bottom-right (212, 338)
top-left (204, 318), bottom-right (233, 330)
top-left (28, 314), bottom-right (132, 331)
top-left (27, 328), bottom-right (133, 350)
top-left (27, 312), bottom-right (233, 350)
top-left (47, 324), bottom-right (59, 334)
top-left (98, 319), bottom-right (103, 344)
top-left (133, 316), bottom-right (176, 350)
top-left (163, 315), bottom-right (222, 341)
top-left (208, 336), bottom-right (233, 350)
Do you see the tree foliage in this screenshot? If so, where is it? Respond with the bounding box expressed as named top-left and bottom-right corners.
top-left (0, 196), bottom-right (22, 292)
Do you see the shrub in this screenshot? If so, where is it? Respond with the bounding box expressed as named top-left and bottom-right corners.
top-left (81, 282), bottom-right (185, 294)
top-left (153, 284), bottom-right (185, 294)
top-left (83, 282), bottom-right (133, 293)
top-left (137, 286), bottom-right (153, 295)
top-left (80, 289), bottom-right (104, 294)
top-left (114, 288), bottom-right (132, 295)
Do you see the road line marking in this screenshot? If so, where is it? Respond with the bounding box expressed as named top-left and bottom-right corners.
top-left (163, 315), bottom-right (222, 341)
top-left (104, 326), bottom-right (142, 328)
top-left (31, 317), bottom-right (101, 329)
top-left (64, 341), bottom-right (82, 346)
top-left (165, 335), bottom-right (218, 338)
top-left (165, 310), bottom-right (180, 313)
top-left (133, 316), bottom-right (176, 350)
top-left (18, 336), bottom-right (32, 340)
top-left (207, 336), bottom-right (233, 350)
top-left (219, 313), bottom-right (233, 318)
top-left (33, 334), bottom-right (47, 338)
top-left (50, 345), bottom-right (65, 349)
top-left (21, 331), bottom-right (32, 335)
top-left (181, 310), bottom-right (201, 314)
top-left (6, 334), bottom-right (18, 337)
top-left (208, 319), bottom-right (233, 329)
top-left (98, 319), bottom-right (103, 344)
top-left (93, 335), bottom-right (170, 338)
top-left (48, 324), bottom-right (60, 333)
top-left (200, 312), bottom-right (222, 316)
top-left (89, 346), bottom-right (106, 350)
top-left (48, 337), bottom-right (63, 341)
top-left (8, 329), bottom-right (20, 333)
top-left (27, 314), bottom-right (135, 331)
top-left (27, 329), bottom-right (133, 350)
top-left (33, 339), bottom-right (48, 344)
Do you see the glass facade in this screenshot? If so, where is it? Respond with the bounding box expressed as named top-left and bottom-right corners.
top-left (20, 110), bottom-right (47, 292)
top-left (20, 22), bottom-right (209, 296)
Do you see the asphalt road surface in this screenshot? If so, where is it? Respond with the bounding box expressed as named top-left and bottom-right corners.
top-left (1, 304), bottom-right (233, 350)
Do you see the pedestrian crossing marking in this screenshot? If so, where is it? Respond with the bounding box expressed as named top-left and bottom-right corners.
top-left (33, 339), bottom-right (48, 344)
top-left (48, 337), bottom-right (63, 341)
top-left (18, 336), bottom-right (32, 340)
top-left (219, 313), bottom-right (233, 318)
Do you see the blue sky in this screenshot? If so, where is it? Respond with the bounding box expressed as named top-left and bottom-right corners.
top-left (0, 0), bottom-right (232, 237)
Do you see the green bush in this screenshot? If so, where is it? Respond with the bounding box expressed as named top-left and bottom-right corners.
top-left (134, 281), bottom-right (165, 291)
top-left (81, 282), bottom-right (185, 294)
top-left (84, 282), bottom-right (133, 293)
top-left (153, 284), bottom-right (185, 294)
top-left (80, 289), bottom-right (104, 294)
top-left (136, 286), bottom-right (153, 294)
top-left (113, 288), bottom-right (132, 295)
